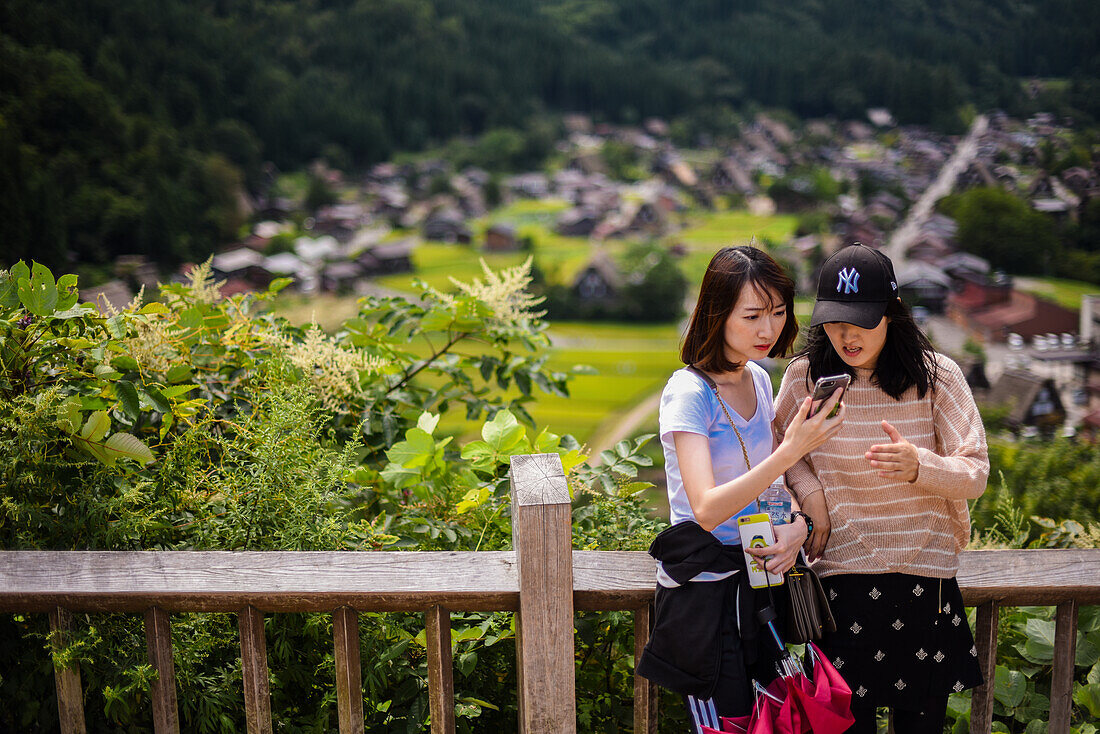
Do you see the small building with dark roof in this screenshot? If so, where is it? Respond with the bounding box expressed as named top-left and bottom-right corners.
top-left (983, 369), bottom-right (1066, 435)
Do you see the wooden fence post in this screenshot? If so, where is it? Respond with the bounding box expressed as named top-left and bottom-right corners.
top-left (633, 603), bottom-right (658, 734)
top-left (425, 605), bottom-right (456, 734)
top-left (333, 606), bottom-right (365, 734)
top-left (510, 453), bottom-right (576, 733)
top-left (144, 606), bottom-right (179, 733)
top-left (49, 607), bottom-right (87, 734)
top-left (970, 601), bottom-right (999, 734)
top-left (1049, 600), bottom-right (1079, 734)
top-left (239, 605), bottom-right (273, 734)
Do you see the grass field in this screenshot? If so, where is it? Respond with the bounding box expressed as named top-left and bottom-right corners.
top-left (675, 210), bottom-right (800, 284)
top-left (1016, 276), bottom-right (1099, 311)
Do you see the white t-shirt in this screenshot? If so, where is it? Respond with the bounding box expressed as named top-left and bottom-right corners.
top-left (658, 362), bottom-right (776, 545)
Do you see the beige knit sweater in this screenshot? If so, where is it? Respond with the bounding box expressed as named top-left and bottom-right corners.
top-left (775, 353), bottom-right (988, 579)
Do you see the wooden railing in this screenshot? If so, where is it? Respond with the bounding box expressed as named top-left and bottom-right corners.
top-left (1, 453), bottom-right (1098, 733)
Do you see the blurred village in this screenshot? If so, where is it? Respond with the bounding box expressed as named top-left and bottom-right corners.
top-left (80, 108), bottom-right (1100, 442)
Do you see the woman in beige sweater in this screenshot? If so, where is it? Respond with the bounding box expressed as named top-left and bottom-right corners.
top-left (775, 244), bottom-right (987, 734)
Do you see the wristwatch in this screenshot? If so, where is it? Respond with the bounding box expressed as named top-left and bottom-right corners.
top-left (790, 511), bottom-right (814, 540)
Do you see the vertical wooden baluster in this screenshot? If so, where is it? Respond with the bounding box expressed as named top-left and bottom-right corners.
top-left (510, 453), bottom-right (576, 733)
top-left (425, 605), bottom-right (455, 734)
top-left (969, 601), bottom-right (999, 734)
top-left (633, 603), bottom-right (658, 734)
top-left (333, 606), bottom-right (365, 734)
top-left (239, 605), bottom-right (273, 734)
top-left (1049, 600), bottom-right (1079, 734)
top-left (144, 606), bottom-right (180, 733)
top-left (49, 607), bottom-right (87, 734)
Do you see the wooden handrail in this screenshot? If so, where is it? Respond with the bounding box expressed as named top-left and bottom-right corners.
top-left (1, 451), bottom-right (1098, 733)
top-left (4, 548), bottom-right (1097, 611)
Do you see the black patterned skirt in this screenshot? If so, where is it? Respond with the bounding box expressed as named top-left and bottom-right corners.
top-left (816, 573), bottom-right (984, 709)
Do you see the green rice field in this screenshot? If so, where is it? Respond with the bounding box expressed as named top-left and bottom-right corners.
top-left (275, 206), bottom-right (801, 441)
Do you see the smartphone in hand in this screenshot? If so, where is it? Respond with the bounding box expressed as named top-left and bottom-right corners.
top-left (809, 373), bottom-right (851, 418)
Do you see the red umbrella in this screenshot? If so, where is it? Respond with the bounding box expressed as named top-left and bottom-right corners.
top-left (789, 643), bottom-right (855, 733)
top-left (701, 643), bottom-right (854, 734)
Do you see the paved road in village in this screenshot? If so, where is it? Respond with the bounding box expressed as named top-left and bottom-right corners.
top-left (883, 114), bottom-right (988, 264)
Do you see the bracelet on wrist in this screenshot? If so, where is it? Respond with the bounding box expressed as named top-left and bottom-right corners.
top-left (790, 510), bottom-right (813, 540)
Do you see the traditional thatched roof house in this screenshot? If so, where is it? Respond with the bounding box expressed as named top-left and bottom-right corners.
top-left (896, 262), bottom-right (951, 313)
top-left (571, 252), bottom-right (624, 303)
top-left (554, 208), bottom-right (602, 237)
top-left (984, 370), bottom-right (1066, 435)
top-left (356, 239), bottom-right (415, 276)
top-left (485, 224), bottom-right (519, 252)
top-left (422, 208), bottom-right (472, 244)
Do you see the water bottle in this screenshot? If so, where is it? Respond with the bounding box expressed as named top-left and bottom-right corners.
top-left (760, 478), bottom-right (791, 527)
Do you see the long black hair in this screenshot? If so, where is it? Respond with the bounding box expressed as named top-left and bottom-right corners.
top-left (801, 298), bottom-right (939, 400)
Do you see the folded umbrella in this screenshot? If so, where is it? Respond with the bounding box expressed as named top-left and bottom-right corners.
top-left (701, 617), bottom-right (854, 733)
top-left (788, 642), bottom-right (855, 733)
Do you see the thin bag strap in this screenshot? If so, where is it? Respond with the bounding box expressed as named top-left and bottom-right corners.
top-left (686, 365), bottom-right (760, 513)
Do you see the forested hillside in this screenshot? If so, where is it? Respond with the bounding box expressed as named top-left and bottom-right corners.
top-left (2, 0), bottom-right (1098, 270)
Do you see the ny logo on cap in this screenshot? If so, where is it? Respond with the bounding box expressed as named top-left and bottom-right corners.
top-left (837, 267), bottom-right (860, 294)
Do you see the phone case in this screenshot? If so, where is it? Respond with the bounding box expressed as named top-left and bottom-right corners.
top-left (737, 513), bottom-right (785, 589)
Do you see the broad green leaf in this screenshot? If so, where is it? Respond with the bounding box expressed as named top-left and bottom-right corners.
top-left (17, 262), bottom-right (58, 316)
top-left (55, 274), bottom-right (79, 310)
top-left (161, 384), bottom-right (197, 399)
top-left (619, 481), bottom-right (653, 497)
top-left (57, 337), bottom-right (96, 349)
top-left (455, 487), bottom-right (491, 514)
top-left (460, 441), bottom-right (497, 471)
top-left (417, 412), bottom-right (440, 435)
top-left (53, 303), bottom-right (94, 320)
top-left (385, 428), bottom-right (436, 469)
top-left (1074, 681), bottom-right (1100, 718)
top-left (558, 448), bottom-right (587, 474)
top-left (142, 386), bottom-right (171, 414)
top-left (481, 410), bottom-right (524, 453)
top-left (533, 427), bottom-right (561, 453)
top-left (1078, 632), bottom-right (1100, 667)
top-left (0, 270), bottom-right (20, 309)
top-left (993, 665), bottom-right (1026, 709)
top-left (111, 355), bottom-right (140, 373)
top-left (115, 380), bottom-right (141, 420)
top-left (1021, 618), bottom-right (1056, 664)
top-left (166, 364), bottom-right (192, 383)
top-left (159, 412), bottom-right (175, 439)
top-left (105, 314), bottom-right (127, 339)
top-left (1023, 721), bottom-right (1046, 734)
top-left (419, 308), bottom-right (456, 332)
top-left (80, 411), bottom-right (110, 443)
top-left (93, 364), bottom-right (122, 380)
top-left (58, 397), bottom-right (82, 433)
top-left (138, 302), bottom-right (170, 315)
top-left (379, 462), bottom-right (418, 490)
top-left (267, 277), bottom-right (293, 294)
top-left (103, 433), bottom-right (155, 465)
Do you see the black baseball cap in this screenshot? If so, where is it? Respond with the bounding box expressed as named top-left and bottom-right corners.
top-left (810, 243), bottom-right (899, 329)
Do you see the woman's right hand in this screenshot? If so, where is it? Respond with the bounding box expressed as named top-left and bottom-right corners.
top-left (781, 393), bottom-right (845, 458)
top-left (799, 490), bottom-right (832, 561)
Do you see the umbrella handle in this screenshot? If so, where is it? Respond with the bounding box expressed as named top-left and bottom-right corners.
top-left (752, 678), bottom-right (784, 704)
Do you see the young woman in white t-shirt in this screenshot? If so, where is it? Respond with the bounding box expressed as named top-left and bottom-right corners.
top-left (646, 245), bottom-right (845, 729)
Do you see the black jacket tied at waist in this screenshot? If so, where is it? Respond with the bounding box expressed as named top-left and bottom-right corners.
top-left (637, 521), bottom-right (777, 700)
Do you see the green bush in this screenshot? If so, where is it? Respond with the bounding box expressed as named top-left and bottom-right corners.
top-left (0, 258), bottom-right (660, 731)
